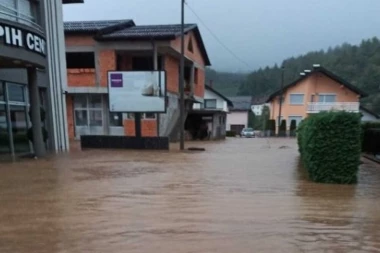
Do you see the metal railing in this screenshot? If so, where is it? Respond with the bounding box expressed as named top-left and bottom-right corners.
top-left (0, 3), bottom-right (42, 31)
top-left (307, 102), bottom-right (360, 113)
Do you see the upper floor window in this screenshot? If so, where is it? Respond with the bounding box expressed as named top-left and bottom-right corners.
top-left (318, 94), bottom-right (336, 103)
top-left (289, 94), bottom-right (304, 105)
top-left (66, 52), bottom-right (95, 69)
top-left (204, 99), bottom-right (217, 109)
top-left (0, 0), bottom-right (40, 28)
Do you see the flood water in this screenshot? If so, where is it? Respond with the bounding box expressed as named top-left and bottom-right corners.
top-left (1, 138), bottom-right (380, 252)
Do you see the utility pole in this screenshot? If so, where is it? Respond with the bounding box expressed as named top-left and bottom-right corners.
top-left (179, 0), bottom-right (185, 150)
top-left (277, 66), bottom-right (285, 136)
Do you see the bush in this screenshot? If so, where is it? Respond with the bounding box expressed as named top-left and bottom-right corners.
top-left (279, 119), bottom-right (287, 137)
top-left (290, 120), bottom-right (297, 137)
top-left (297, 111), bottom-right (361, 184)
top-left (226, 130), bottom-right (236, 137)
top-left (267, 119), bottom-right (276, 136)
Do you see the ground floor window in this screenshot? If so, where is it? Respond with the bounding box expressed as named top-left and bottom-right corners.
top-left (0, 82), bottom-right (31, 159)
top-left (74, 94), bottom-right (103, 128)
top-left (126, 113), bottom-right (156, 120)
top-left (109, 112), bottom-right (123, 127)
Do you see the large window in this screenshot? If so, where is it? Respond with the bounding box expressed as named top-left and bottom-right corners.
top-left (0, 0), bottom-right (40, 28)
top-left (289, 94), bottom-right (304, 105)
top-left (66, 52), bottom-right (95, 69)
top-left (204, 99), bottom-right (217, 109)
top-left (318, 94), bottom-right (336, 103)
top-left (74, 95), bottom-right (103, 128)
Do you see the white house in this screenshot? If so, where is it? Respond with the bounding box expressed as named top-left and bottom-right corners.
top-left (226, 96), bottom-right (253, 134)
top-left (190, 85), bottom-right (233, 139)
top-left (360, 106), bottom-right (380, 122)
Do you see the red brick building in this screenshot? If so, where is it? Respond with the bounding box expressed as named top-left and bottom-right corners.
top-left (63, 20), bottom-right (211, 140)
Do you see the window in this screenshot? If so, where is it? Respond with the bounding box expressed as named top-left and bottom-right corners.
top-left (188, 38), bottom-right (194, 53)
top-left (289, 94), bottom-right (304, 105)
top-left (318, 94), bottom-right (336, 103)
top-left (73, 95), bottom-right (103, 127)
top-left (0, 0), bottom-right (40, 27)
top-left (110, 112), bottom-right (123, 127)
top-left (7, 83), bottom-right (25, 102)
top-left (132, 56), bottom-right (163, 71)
top-left (288, 116), bottom-right (303, 127)
top-left (204, 99), bottom-right (217, 109)
top-left (66, 52), bottom-right (95, 69)
top-left (0, 83), bottom-right (4, 101)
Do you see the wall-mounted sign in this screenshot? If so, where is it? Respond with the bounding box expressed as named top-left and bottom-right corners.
top-left (0, 23), bottom-right (46, 57)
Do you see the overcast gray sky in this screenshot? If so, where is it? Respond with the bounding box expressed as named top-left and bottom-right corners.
top-left (64, 0), bottom-right (380, 72)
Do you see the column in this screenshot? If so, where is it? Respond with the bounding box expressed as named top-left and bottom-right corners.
top-left (28, 67), bottom-right (46, 157)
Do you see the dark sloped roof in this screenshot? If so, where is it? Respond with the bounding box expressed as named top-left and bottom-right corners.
top-left (266, 66), bottom-right (368, 102)
top-left (97, 23), bottom-right (211, 66)
top-left (205, 85), bottom-right (233, 107)
top-left (360, 106), bottom-right (380, 119)
top-left (64, 20), bottom-right (135, 34)
top-left (99, 24), bottom-right (196, 39)
top-left (228, 96), bottom-right (253, 111)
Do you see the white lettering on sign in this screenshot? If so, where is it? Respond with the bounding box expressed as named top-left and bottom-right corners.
top-left (0, 23), bottom-right (46, 57)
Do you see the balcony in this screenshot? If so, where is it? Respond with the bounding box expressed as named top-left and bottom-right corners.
top-left (307, 102), bottom-right (360, 113)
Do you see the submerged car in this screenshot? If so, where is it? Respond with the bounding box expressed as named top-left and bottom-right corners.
top-left (241, 128), bottom-right (255, 138)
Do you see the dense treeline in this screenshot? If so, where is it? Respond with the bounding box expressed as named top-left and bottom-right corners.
top-left (208, 37), bottom-right (380, 113)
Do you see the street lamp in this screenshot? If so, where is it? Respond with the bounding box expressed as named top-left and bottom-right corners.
top-left (277, 66), bottom-right (285, 136)
top-left (179, 0), bottom-right (185, 150)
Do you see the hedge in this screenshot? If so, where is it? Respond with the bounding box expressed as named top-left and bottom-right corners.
top-left (297, 111), bottom-right (361, 184)
top-left (290, 120), bottom-right (297, 137)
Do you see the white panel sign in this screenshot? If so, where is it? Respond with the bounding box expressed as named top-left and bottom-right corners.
top-left (108, 71), bottom-right (166, 113)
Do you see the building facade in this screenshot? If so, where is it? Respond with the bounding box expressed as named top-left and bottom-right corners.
top-left (226, 96), bottom-right (252, 134)
top-left (0, 0), bottom-right (83, 160)
top-left (266, 66), bottom-right (367, 129)
top-left (63, 20), bottom-right (210, 141)
top-left (191, 85), bottom-right (233, 140)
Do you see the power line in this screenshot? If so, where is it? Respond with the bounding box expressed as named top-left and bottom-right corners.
top-left (184, 1), bottom-right (252, 70)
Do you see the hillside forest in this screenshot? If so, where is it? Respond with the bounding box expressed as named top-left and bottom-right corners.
top-left (206, 37), bottom-right (380, 113)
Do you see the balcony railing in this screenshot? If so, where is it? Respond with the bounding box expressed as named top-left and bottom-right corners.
top-left (307, 102), bottom-right (360, 113)
top-left (0, 2), bottom-right (42, 31)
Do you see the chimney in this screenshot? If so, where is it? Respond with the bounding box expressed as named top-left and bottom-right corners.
top-left (209, 80), bottom-right (213, 88)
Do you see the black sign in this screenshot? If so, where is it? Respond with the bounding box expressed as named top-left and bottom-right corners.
top-left (0, 23), bottom-right (46, 57)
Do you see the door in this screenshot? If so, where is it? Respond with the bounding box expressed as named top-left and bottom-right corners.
top-left (74, 94), bottom-right (104, 139)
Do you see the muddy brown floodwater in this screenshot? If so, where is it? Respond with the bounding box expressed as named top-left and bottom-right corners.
top-left (1, 138), bottom-right (380, 252)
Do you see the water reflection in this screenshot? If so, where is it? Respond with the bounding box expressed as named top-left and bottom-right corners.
top-left (0, 139), bottom-right (380, 252)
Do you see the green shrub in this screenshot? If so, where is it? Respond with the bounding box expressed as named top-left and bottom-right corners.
top-left (226, 130), bottom-right (236, 137)
top-left (279, 119), bottom-right (287, 137)
top-left (297, 111), bottom-right (361, 184)
top-left (290, 120), bottom-right (297, 137)
top-left (267, 119), bottom-right (276, 136)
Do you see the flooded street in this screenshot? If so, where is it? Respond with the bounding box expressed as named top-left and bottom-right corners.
top-left (1, 138), bottom-right (380, 252)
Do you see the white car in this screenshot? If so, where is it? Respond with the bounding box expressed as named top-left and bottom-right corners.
top-left (241, 128), bottom-right (255, 138)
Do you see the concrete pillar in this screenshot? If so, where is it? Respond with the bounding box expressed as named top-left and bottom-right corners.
top-left (28, 67), bottom-right (46, 157)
